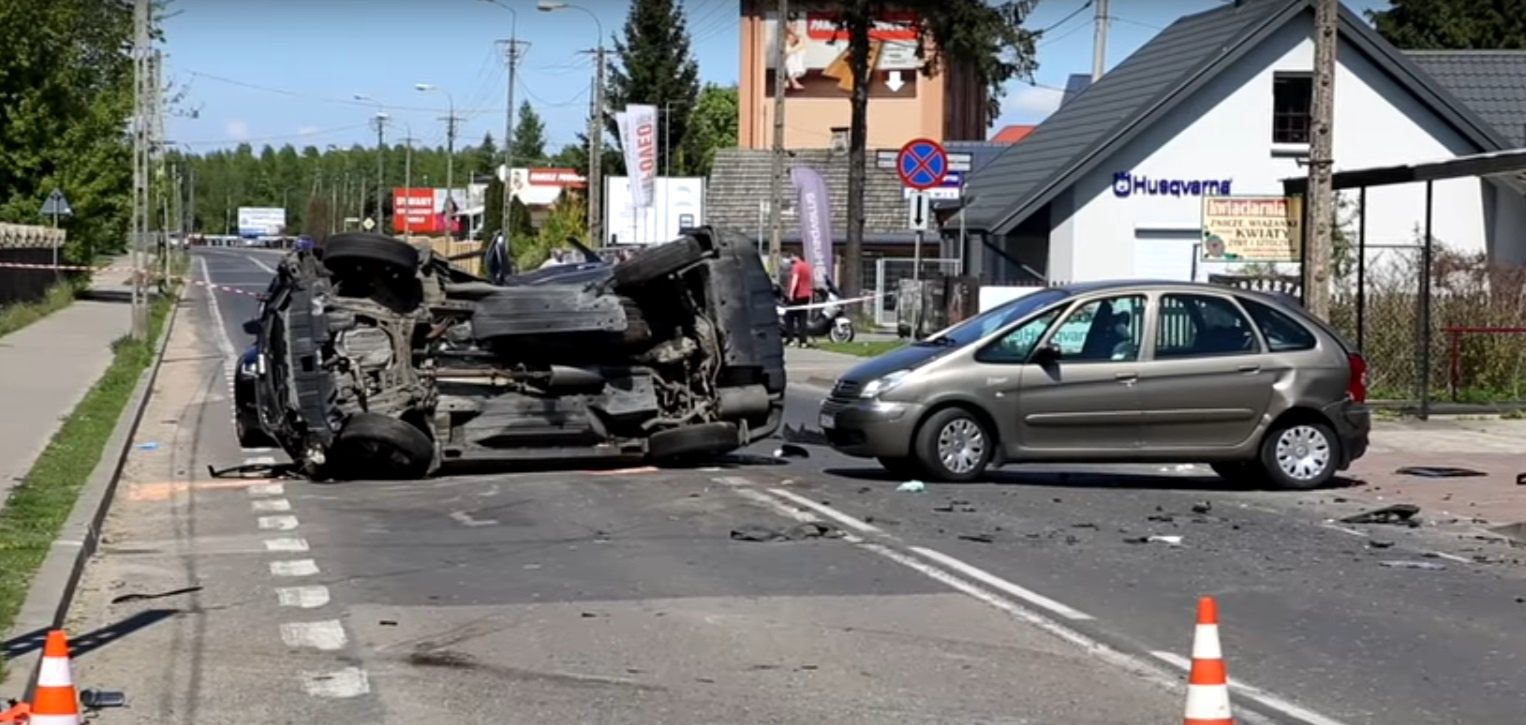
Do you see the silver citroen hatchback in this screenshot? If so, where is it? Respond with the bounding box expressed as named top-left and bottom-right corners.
top-left (820, 281), bottom-right (1370, 489)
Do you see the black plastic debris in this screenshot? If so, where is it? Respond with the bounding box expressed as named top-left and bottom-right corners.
top-left (1396, 466), bottom-right (1484, 478)
top-left (730, 522), bottom-right (843, 542)
top-left (1368, 539), bottom-right (1395, 549)
top-left (958, 534), bottom-right (994, 544)
top-left (109, 586), bottom-right (203, 604)
top-left (1379, 560), bottom-right (1446, 571)
top-left (730, 524), bottom-right (783, 542)
top-left (781, 423), bottom-right (829, 446)
top-left (1516, 473), bottom-right (1525, 486)
top-left (1191, 501), bottom-right (1213, 514)
top-left (1147, 514), bottom-right (1175, 523)
top-left (1340, 504), bottom-right (1421, 526)
top-left (80, 690), bottom-right (127, 710)
top-left (1123, 536), bottom-right (1150, 544)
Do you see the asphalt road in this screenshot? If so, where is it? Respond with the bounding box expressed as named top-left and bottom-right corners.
top-left (63, 248), bottom-right (1526, 724)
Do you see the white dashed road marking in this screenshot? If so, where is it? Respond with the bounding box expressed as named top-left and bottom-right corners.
top-left (301, 668), bottom-right (371, 698)
top-left (264, 537), bottom-right (309, 552)
top-left (767, 487), bottom-right (883, 534)
top-left (249, 482), bottom-right (285, 497)
top-left (258, 515), bottom-right (300, 531)
top-left (276, 585), bottom-right (332, 608)
top-left (909, 545), bottom-right (1094, 621)
top-left (280, 620), bottom-right (347, 650)
top-left (252, 498), bottom-right (292, 512)
top-left (270, 559), bottom-right (320, 577)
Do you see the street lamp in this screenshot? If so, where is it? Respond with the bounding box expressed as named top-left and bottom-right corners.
top-left (415, 83), bottom-right (458, 233)
top-left (538, 0), bottom-right (606, 245)
top-left (354, 93), bottom-right (390, 233)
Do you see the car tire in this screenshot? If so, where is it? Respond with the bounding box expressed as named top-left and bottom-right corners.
top-left (612, 236), bottom-right (705, 289)
top-left (912, 407), bottom-right (993, 483)
top-left (1210, 462), bottom-right (1266, 488)
top-left (648, 421), bottom-right (740, 462)
top-left (326, 413), bottom-right (434, 480)
top-left (235, 412), bottom-right (277, 449)
top-left (322, 233), bottom-right (419, 275)
top-left (1257, 420), bottom-right (1340, 490)
top-left (877, 456), bottom-right (925, 480)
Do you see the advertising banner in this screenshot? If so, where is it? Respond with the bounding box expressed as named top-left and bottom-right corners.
top-left (1200, 195), bottom-right (1303, 263)
top-left (764, 10), bottom-right (921, 98)
top-left (237, 207), bottom-right (285, 237)
top-left (618, 105), bottom-right (658, 208)
top-left (392, 188), bottom-right (462, 235)
top-left (790, 166), bottom-right (833, 288)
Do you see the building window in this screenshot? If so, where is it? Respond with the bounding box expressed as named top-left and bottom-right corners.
top-left (1272, 74), bottom-right (1313, 145)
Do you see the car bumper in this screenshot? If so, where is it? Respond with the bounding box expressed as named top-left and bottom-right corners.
top-left (1325, 399), bottom-right (1370, 468)
top-left (820, 396), bottom-right (923, 458)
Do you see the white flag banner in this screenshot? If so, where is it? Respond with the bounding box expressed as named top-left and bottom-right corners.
top-left (620, 104), bottom-right (658, 208)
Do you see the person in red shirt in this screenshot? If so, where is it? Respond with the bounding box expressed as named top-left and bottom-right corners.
top-left (784, 252), bottom-right (814, 348)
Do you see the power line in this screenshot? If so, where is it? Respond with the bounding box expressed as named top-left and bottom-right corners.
top-left (1038, 19), bottom-right (1091, 47)
top-left (179, 122), bottom-right (374, 147)
top-left (517, 78), bottom-right (589, 108)
top-left (1111, 15), bottom-right (1163, 31)
top-left (1040, 0), bottom-right (1093, 34)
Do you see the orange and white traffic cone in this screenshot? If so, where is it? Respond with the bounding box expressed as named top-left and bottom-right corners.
top-left (29, 629), bottom-right (81, 725)
top-left (0, 700), bottom-right (30, 723)
top-left (1184, 596), bottom-right (1233, 725)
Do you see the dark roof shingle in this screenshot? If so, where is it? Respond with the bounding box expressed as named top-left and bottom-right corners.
top-left (1407, 51), bottom-right (1526, 146)
top-left (706, 148), bottom-right (912, 243)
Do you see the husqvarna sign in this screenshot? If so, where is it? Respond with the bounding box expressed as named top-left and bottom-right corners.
top-left (1113, 171), bottom-right (1232, 198)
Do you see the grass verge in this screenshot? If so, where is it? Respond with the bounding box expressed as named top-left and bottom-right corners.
top-left (0, 282), bottom-right (79, 340)
top-left (0, 293), bottom-right (173, 671)
top-left (817, 340), bottom-right (904, 358)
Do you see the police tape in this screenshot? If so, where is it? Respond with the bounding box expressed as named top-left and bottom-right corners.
top-left (776, 292), bottom-right (885, 313)
top-left (0, 260), bottom-right (265, 299)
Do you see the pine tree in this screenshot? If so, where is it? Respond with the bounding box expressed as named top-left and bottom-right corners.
top-left (606, 0), bottom-right (700, 176)
top-left (513, 101), bottom-right (547, 165)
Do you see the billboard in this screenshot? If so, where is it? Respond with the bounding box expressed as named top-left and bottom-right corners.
top-left (1201, 195), bottom-right (1303, 263)
top-left (764, 10), bottom-right (921, 98)
top-left (392, 188), bottom-right (463, 235)
top-left (617, 105), bottom-right (658, 208)
top-left (237, 207), bottom-right (285, 237)
top-left (604, 177), bottom-right (704, 245)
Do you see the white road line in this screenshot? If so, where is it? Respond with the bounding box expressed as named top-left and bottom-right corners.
top-left (276, 585), bottom-right (331, 608)
top-left (270, 559), bottom-right (320, 577)
top-left (910, 546), bottom-right (1095, 621)
top-left (248, 482), bottom-right (285, 497)
top-left (258, 515), bottom-right (300, 531)
top-left (301, 667), bottom-right (370, 698)
top-left (765, 488), bottom-right (883, 534)
top-left (246, 255), bottom-right (277, 275)
top-left (280, 620), bottom-right (347, 650)
top-left (1323, 523), bottom-right (1369, 538)
top-left (198, 256), bottom-right (238, 364)
top-left (251, 498), bottom-right (292, 512)
top-left (264, 537), bottom-right (309, 552)
top-left (243, 455), bottom-right (277, 466)
top-left (1150, 651), bottom-right (1352, 725)
top-left (1428, 551), bottom-right (1471, 564)
top-left (449, 510), bottom-right (499, 527)
top-left (731, 486), bottom-right (820, 524)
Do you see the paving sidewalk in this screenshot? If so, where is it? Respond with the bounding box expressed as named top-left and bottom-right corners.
top-left (786, 345), bottom-right (861, 389)
top-left (0, 261), bottom-right (135, 509)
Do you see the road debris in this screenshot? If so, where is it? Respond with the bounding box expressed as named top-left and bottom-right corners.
top-left (1368, 539), bottom-right (1396, 549)
top-left (958, 534), bottom-right (994, 543)
top-left (782, 423), bottom-right (829, 446)
top-left (1191, 501), bottom-right (1213, 514)
top-left (729, 522), bottom-right (844, 542)
top-left (773, 444), bottom-right (810, 459)
top-left (1379, 560), bottom-right (1446, 571)
top-left (934, 499), bottom-right (977, 513)
top-left (136, 442), bottom-right (159, 451)
top-left (896, 480), bottom-right (926, 493)
top-left (1395, 466), bottom-right (1484, 478)
top-left (1147, 514), bottom-right (1175, 522)
top-left (1147, 535), bottom-right (1184, 546)
top-left (1340, 504), bottom-right (1421, 526)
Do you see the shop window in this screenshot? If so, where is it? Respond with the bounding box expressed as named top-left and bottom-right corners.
top-left (1272, 74), bottom-right (1312, 145)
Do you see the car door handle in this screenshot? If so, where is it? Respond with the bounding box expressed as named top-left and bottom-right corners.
top-left (1114, 372), bottom-right (1138, 382)
top-left (1237, 364), bottom-right (1261, 374)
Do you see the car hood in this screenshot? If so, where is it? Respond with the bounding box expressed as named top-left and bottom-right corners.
top-left (840, 342), bottom-right (951, 385)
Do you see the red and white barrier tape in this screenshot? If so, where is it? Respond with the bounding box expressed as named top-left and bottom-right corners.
top-left (777, 292), bottom-right (885, 313)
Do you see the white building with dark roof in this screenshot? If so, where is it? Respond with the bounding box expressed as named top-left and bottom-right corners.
top-left (955, 0), bottom-right (1526, 285)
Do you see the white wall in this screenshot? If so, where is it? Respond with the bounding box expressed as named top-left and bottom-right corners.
top-left (1050, 11), bottom-right (1512, 283)
top-left (604, 176), bottom-right (705, 245)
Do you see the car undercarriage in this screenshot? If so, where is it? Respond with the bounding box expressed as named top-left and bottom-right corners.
top-left (237, 228), bottom-right (785, 479)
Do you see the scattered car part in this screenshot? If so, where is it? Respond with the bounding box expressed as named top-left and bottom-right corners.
top-left (1340, 504), bottom-right (1421, 526)
top-left (1395, 466), bottom-right (1485, 478)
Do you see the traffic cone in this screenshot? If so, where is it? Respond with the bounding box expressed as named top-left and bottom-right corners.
top-left (0, 701), bottom-right (30, 723)
top-left (29, 629), bottom-right (81, 725)
top-left (1184, 597), bottom-right (1233, 725)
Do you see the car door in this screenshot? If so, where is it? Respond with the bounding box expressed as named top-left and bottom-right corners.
top-left (1013, 294), bottom-right (1147, 456)
top-left (972, 307), bottom-right (1065, 458)
top-left (1136, 292), bottom-right (1275, 449)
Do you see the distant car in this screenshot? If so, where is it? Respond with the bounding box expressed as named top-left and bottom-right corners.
top-left (236, 229), bottom-right (784, 479)
top-left (820, 281), bottom-right (1370, 489)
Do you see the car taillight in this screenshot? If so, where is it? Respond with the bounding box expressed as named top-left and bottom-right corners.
top-left (1346, 352), bottom-right (1367, 403)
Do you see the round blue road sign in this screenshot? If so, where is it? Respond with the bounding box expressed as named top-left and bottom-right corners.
top-left (896, 138), bottom-right (948, 191)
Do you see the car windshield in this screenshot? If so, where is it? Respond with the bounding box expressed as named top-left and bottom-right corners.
top-left (920, 288), bottom-right (1070, 348)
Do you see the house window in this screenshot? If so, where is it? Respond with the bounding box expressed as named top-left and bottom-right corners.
top-left (1272, 74), bottom-right (1313, 144)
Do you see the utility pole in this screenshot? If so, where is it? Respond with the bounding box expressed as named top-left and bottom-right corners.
top-left (373, 113), bottom-right (388, 231)
top-left (402, 130), bottom-right (417, 235)
top-left (1305, 0), bottom-right (1337, 321)
top-left (499, 38), bottom-right (528, 247)
top-left (1091, 0), bottom-right (1109, 82)
top-left (768, 0), bottom-right (789, 274)
top-left (443, 113), bottom-right (460, 234)
top-left (587, 45), bottom-right (607, 246)
top-left (129, 0), bottom-right (150, 340)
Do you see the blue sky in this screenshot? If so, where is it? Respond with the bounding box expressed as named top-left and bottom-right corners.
top-left (163, 0), bottom-right (1388, 153)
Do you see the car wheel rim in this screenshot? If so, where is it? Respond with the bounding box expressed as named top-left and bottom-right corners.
top-left (936, 418), bottom-right (984, 475)
top-left (1274, 425), bottom-right (1330, 481)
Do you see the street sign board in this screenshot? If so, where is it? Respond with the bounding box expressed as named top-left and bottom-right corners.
top-left (907, 191), bottom-right (931, 231)
top-left (41, 189), bottom-right (72, 217)
top-left (896, 138), bottom-right (948, 191)
top-left (238, 207), bottom-right (286, 237)
top-left (362, 217), bottom-right (376, 231)
top-left (881, 149), bottom-right (971, 172)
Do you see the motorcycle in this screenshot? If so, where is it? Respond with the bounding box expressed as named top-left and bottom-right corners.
top-left (777, 290), bottom-right (855, 344)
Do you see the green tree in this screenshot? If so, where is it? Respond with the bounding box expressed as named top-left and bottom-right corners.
top-left (519, 192), bottom-right (586, 270)
top-left (512, 101), bottom-right (547, 165)
top-left (679, 84), bottom-right (737, 177)
top-left (472, 132), bottom-right (498, 176)
top-left (606, 0), bottom-right (700, 176)
top-left (1368, 0), bottom-right (1526, 49)
top-left (832, 0), bottom-right (1038, 296)
top-left (481, 176), bottom-right (504, 244)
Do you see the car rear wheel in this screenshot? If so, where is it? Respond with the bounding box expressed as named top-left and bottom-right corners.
top-left (1257, 420), bottom-right (1339, 490)
top-left (326, 413), bottom-right (434, 480)
top-left (913, 407), bottom-right (993, 483)
top-left (322, 233), bottom-right (419, 274)
top-left (612, 236), bottom-right (706, 289)
top-left (649, 421), bottom-right (740, 463)
top-left (235, 412), bottom-right (276, 449)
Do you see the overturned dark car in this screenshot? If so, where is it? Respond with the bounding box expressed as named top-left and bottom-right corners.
top-left (235, 228), bottom-right (785, 479)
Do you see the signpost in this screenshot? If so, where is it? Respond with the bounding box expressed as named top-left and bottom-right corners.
top-left (41, 189), bottom-right (71, 275)
top-left (896, 139), bottom-right (947, 290)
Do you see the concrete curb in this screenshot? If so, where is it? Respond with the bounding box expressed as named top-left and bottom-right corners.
top-left (0, 293), bottom-right (181, 697)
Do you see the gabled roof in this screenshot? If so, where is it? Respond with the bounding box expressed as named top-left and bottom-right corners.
top-left (705, 148), bottom-right (913, 243)
top-left (1407, 51), bottom-right (1526, 146)
top-left (960, 0), bottom-right (1511, 235)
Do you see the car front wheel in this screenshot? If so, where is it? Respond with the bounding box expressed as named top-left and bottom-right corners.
top-left (913, 407), bottom-right (993, 483)
top-left (1258, 420), bottom-right (1339, 490)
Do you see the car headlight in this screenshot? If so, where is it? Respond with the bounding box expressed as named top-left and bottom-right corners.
top-left (860, 369), bottom-right (911, 399)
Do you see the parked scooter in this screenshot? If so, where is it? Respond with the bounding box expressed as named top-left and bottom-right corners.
top-left (777, 290), bottom-right (855, 344)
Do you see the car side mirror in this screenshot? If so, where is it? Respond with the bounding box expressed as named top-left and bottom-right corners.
top-left (242, 319), bottom-right (260, 336)
top-left (1031, 345), bottom-right (1061, 367)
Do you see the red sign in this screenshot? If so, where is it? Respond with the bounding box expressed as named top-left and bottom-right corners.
top-left (392, 187), bottom-right (459, 235)
top-left (896, 138), bottom-right (948, 191)
top-left (526, 168), bottom-right (587, 187)
top-left (804, 11), bottom-right (918, 42)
